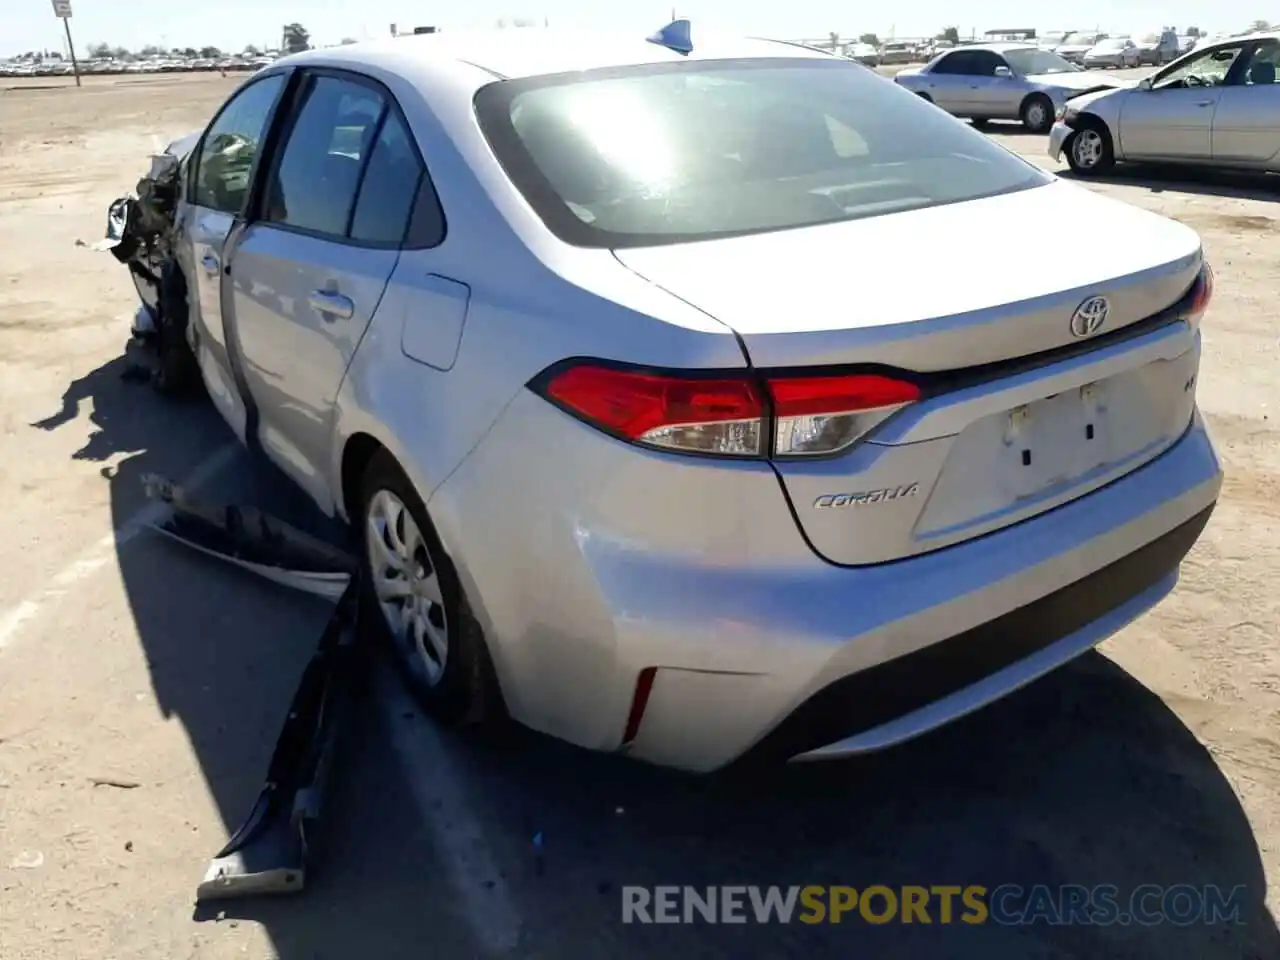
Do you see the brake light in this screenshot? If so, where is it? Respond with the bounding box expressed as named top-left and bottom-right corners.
top-left (1182, 262), bottom-right (1213, 329)
top-left (533, 362), bottom-right (920, 458)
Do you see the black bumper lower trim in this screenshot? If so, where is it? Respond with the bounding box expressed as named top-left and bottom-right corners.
top-left (741, 503), bottom-right (1216, 766)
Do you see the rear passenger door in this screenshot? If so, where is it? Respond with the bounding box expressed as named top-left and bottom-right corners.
top-left (226, 69), bottom-right (431, 506)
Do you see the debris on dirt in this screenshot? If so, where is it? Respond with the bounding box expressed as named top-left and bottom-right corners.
top-left (89, 777), bottom-right (141, 789)
top-left (74, 238), bottom-right (87, 247)
top-left (124, 841), bottom-right (133, 853)
top-left (10, 851), bottom-right (44, 869)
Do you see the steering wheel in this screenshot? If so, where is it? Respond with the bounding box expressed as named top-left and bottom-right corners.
top-left (1183, 74), bottom-right (1205, 86)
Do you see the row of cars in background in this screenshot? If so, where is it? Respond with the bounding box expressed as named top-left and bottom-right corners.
top-left (0, 53), bottom-right (279, 78)
top-left (847, 30), bottom-right (1194, 70)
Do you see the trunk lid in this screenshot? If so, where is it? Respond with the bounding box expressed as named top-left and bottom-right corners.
top-left (615, 179), bottom-right (1205, 565)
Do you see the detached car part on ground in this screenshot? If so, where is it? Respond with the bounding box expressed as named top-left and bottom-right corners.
top-left (102, 24), bottom-right (1222, 779)
top-left (1049, 32), bottom-right (1280, 176)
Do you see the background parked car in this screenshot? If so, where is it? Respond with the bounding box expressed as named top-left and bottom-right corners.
top-left (1050, 32), bottom-right (1280, 176)
top-left (1083, 37), bottom-right (1142, 69)
top-left (878, 40), bottom-right (917, 65)
top-left (1135, 29), bottom-right (1182, 64)
top-left (895, 43), bottom-right (1127, 132)
top-left (1056, 31), bottom-right (1108, 63)
top-left (845, 42), bottom-right (880, 67)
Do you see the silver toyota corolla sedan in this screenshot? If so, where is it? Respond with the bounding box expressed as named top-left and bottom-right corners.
top-left (122, 25), bottom-right (1222, 772)
top-left (1050, 31), bottom-right (1280, 176)
top-left (894, 43), bottom-right (1128, 132)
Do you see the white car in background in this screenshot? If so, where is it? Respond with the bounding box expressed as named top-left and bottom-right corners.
top-left (1057, 32), bottom-right (1108, 64)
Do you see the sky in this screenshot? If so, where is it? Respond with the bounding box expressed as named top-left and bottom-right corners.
top-left (3, 0), bottom-right (1255, 57)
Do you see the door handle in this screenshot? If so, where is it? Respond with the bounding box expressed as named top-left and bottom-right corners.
top-left (200, 252), bottom-right (220, 275)
top-left (1195, 99), bottom-right (1215, 107)
top-left (309, 290), bottom-right (355, 321)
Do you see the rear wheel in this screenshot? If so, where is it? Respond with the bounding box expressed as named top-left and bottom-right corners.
top-left (357, 450), bottom-right (499, 724)
top-left (1020, 94), bottom-right (1054, 134)
top-left (970, 117), bottom-right (991, 129)
top-left (1065, 120), bottom-right (1115, 176)
top-left (915, 92), bottom-right (934, 104)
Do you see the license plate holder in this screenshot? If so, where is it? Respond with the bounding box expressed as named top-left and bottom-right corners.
top-left (1003, 384), bottom-right (1108, 499)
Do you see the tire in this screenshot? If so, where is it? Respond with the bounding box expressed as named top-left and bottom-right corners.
top-left (915, 92), bottom-right (933, 103)
top-left (970, 117), bottom-right (991, 129)
top-left (1020, 94), bottom-right (1054, 134)
top-left (357, 449), bottom-right (500, 725)
top-left (1064, 119), bottom-right (1116, 176)
top-left (151, 262), bottom-right (201, 397)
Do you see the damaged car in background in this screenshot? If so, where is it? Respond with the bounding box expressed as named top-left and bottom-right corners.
top-left (894, 42), bottom-right (1134, 132)
top-left (101, 25), bottom-right (1221, 790)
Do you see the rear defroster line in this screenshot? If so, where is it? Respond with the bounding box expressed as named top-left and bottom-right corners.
top-left (140, 475), bottom-right (363, 902)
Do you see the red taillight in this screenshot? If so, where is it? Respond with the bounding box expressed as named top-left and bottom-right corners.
top-left (1183, 262), bottom-right (1213, 327)
top-left (534, 362), bottom-right (920, 458)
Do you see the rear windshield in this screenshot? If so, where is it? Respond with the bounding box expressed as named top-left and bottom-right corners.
top-left (474, 58), bottom-right (1051, 249)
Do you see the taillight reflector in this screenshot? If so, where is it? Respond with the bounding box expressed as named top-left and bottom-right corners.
top-left (1183, 262), bottom-right (1213, 326)
top-left (534, 362), bottom-right (920, 458)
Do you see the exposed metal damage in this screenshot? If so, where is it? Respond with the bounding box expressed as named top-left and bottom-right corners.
top-left (101, 134), bottom-right (201, 395)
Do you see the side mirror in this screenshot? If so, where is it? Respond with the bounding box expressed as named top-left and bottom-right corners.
top-left (1137, 77), bottom-right (1152, 91)
top-left (993, 65), bottom-right (1013, 78)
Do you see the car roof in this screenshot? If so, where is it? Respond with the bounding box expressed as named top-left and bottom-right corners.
top-left (277, 28), bottom-right (833, 82)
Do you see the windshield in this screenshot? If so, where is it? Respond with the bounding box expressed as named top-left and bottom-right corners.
top-left (1095, 39), bottom-right (1125, 50)
top-left (474, 59), bottom-right (1050, 249)
top-left (1003, 48), bottom-right (1080, 74)
top-left (1062, 32), bottom-right (1098, 46)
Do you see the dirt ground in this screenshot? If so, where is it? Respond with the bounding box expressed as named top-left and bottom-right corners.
top-left (0, 72), bottom-right (1277, 960)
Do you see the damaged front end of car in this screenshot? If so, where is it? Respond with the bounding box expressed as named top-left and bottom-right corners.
top-left (99, 132), bottom-right (202, 394)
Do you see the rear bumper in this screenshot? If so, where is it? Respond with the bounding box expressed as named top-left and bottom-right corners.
top-left (596, 413), bottom-right (1218, 771)
top-left (777, 501), bottom-right (1211, 763)
top-left (437, 396), bottom-right (1221, 773)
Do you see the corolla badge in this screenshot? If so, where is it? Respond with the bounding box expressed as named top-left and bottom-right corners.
top-left (814, 483), bottom-right (919, 509)
top-left (1070, 295), bottom-right (1110, 338)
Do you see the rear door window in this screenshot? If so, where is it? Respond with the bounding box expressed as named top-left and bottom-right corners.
top-left (349, 111), bottom-right (427, 244)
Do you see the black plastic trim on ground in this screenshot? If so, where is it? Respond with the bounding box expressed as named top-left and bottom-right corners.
top-left (736, 503), bottom-right (1216, 768)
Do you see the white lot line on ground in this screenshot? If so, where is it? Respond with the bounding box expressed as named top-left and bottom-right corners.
top-left (0, 434), bottom-right (523, 952)
top-left (0, 442), bottom-right (241, 652)
top-left (375, 668), bottom-right (524, 954)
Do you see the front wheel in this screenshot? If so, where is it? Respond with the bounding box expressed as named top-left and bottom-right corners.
top-left (1020, 94), bottom-right (1054, 134)
top-left (1064, 122), bottom-right (1116, 176)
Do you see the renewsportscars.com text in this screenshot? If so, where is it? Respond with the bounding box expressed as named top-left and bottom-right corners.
top-left (621, 884), bottom-right (1248, 926)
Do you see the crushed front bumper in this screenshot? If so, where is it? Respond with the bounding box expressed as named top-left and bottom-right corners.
top-left (1048, 120), bottom-right (1073, 162)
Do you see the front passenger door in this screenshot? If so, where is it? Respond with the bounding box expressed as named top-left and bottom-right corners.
top-left (184, 72), bottom-right (288, 440)
top-left (1120, 43), bottom-right (1246, 160)
top-left (227, 72), bottom-right (423, 506)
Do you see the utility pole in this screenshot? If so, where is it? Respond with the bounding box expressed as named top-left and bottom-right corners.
top-left (51, 0), bottom-right (80, 86)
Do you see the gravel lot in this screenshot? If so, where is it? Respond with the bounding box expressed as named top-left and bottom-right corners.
top-left (0, 71), bottom-right (1277, 960)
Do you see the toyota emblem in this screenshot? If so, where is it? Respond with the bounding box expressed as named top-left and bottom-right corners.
top-left (1070, 296), bottom-right (1110, 338)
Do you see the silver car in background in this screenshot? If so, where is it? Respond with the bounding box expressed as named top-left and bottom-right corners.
top-left (1057, 32), bottom-right (1108, 64)
top-left (895, 43), bottom-right (1128, 132)
top-left (1050, 32), bottom-right (1280, 175)
top-left (113, 27), bottom-right (1221, 773)
top-left (1083, 37), bottom-right (1142, 70)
